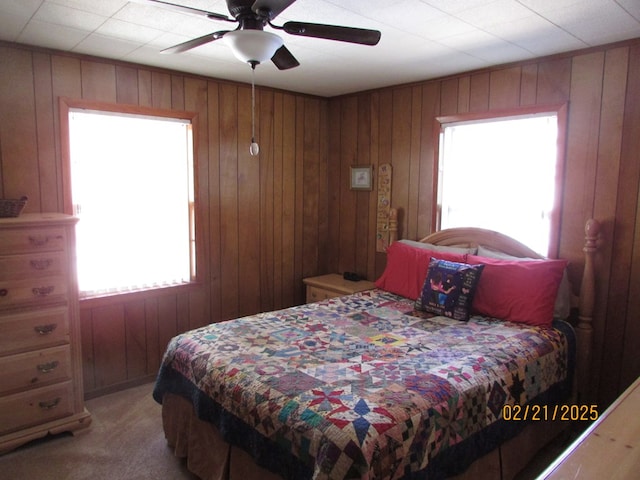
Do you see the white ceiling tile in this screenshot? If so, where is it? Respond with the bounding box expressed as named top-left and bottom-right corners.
top-left (1, 0), bottom-right (43, 18)
top-left (453, 0), bottom-right (533, 27)
top-left (517, 0), bottom-right (593, 12)
top-left (436, 28), bottom-right (499, 50)
top-left (422, 0), bottom-right (500, 14)
top-left (73, 33), bottom-right (140, 58)
top-left (575, 22), bottom-right (640, 46)
top-left (332, 0), bottom-right (446, 28)
top-left (351, 33), bottom-right (457, 68)
top-left (33, 2), bottom-right (107, 32)
top-left (537, 1), bottom-right (618, 25)
top-left (113, 2), bottom-right (193, 31)
top-left (384, 53), bottom-right (487, 85)
top-left (49, 0), bottom-right (128, 17)
top-left (18, 20), bottom-right (88, 51)
top-left (96, 18), bottom-right (164, 44)
top-left (436, 29), bottom-right (532, 64)
top-left (324, 0), bottom-right (408, 16)
top-left (420, 15), bottom-right (479, 40)
top-left (154, 0), bottom-right (230, 17)
top-left (474, 41), bottom-right (535, 64)
top-left (616, 0), bottom-right (640, 20)
top-left (0, 12), bottom-right (30, 42)
top-left (274, 0), bottom-right (356, 23)
top-left (486, 16), bottom-right (587, 55)
top-left (539, 1), bottom-right (640, 44)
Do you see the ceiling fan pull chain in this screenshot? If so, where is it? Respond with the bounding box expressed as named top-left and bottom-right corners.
top-left (250, 62), bottom-right (259, 156)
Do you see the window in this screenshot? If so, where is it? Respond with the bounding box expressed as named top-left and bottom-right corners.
top-left (435, 106), bottom-right (566, 257)
top-left (63, 101), bottom-right (196, 296)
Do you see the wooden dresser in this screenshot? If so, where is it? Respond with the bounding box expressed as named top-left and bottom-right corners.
top-left (539, 376), bottom-right (640, 479)
top-left (303, 274), bottom-right (376, 303)
top-left (0, 213), bottom-right (91, 454)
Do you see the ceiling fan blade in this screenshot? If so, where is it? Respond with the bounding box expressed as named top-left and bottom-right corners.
top-left (251, 0), bottom-right (297, 20)
top-left (161, 31), bottom-right (229, 54)
top-left (283, 21), bottom-right (381, 46)
top-left (143, 0), bottom-right (232, 22)
top-left (271, 45), bottom-right (300, 70)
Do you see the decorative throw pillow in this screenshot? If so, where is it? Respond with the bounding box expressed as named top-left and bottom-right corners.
top-left (375, 242), bottom-right (467, 300)
top-left (467, 254), bottom-right (568, 327)
top-left (415, 258), bottom-right (485, 321)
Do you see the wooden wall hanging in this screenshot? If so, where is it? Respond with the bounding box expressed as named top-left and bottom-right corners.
top-left (376, 163), bottom-right (393, 252)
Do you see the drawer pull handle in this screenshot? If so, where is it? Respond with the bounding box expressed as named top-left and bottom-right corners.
top-left (34, 323), bottom-right (57, 335)
top-left (37, 361), bottom-right (60, 373)
top-left (28, 235), bottom-right (62, 247)
top-left (30, 259), bottom-right (53, 270)
top-left (28, 235), bottom-right (51, 247)
top-left (0, 289), bottom-right (7, 297)
top-left (39, 397), bottom-right (61, 410)
top-left (32, 286), bottom-right (55, 297)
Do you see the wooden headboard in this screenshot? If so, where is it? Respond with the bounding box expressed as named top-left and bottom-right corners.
top-left (386, 208), bottom-right (601, 402)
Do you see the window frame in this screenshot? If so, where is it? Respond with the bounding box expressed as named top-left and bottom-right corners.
top-left (59, 97), bottom-right (201, 299)
top-left (432, 103), bottom-right (568, 258)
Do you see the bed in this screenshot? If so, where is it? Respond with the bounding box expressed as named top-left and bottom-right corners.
top-left (153, 215), bottom-right (601, 480)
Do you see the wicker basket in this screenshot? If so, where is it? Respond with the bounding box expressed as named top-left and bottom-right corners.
top-left (0, 196), bottom-right (28, 218)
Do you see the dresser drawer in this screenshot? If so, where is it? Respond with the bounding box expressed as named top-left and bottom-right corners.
top-left (0, 381), bottom-right (74, 435)
top-left (0, 227), bottom-right (67, 255)
top-left (0, 307), bottom-right (69, 355)
top-left (0, 276), bottom-right (68, 308)
top-left (0, 252), bottom-right (67, 281)
top-left (0, 345), bottom-right (72, 395)
top-left (306, 286), bottom-right (339, 303)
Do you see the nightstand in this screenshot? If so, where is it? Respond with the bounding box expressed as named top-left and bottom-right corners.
top-left (303, 274), bottom-right (375, 303)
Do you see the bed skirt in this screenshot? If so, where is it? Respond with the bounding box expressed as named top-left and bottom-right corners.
top-left (162, 393), bottom-right (280, 480)
top-left (161, 392), bottom-right (569, 480)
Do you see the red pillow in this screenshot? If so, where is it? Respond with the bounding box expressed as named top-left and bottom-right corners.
top-left (375, 242), bottom-right (467, 300)
top-left (466, 255), bottom-right (568, 327)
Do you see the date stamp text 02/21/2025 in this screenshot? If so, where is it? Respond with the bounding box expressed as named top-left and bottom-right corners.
top-left (502, 404), bottom-right (599, 421)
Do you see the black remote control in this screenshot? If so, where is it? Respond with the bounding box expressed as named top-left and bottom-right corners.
top-left (343, 272), bottom-right (362, 282)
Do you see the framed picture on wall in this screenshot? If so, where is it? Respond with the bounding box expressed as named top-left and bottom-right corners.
top-left (350, 166), bottom-right (373, 191)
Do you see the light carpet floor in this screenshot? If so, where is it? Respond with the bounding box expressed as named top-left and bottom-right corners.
top-left (0, 382), bottom-right (196, 480)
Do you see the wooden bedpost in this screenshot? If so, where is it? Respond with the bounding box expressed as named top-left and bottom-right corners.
top-left (575, 218), bottom-right (600, 402)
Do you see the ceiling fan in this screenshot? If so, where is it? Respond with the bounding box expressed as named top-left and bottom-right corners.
top-left (144, 0), bottom-right (382, 69)
top-left (143, 1), bottom-right (381, 155)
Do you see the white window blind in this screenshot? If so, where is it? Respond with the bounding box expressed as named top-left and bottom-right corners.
top-left (438, 114), bottom-right (558, 256)
top-left (68, 110), bottom-right (195, 296)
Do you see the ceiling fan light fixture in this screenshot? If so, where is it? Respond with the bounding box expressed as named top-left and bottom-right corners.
top-left (223, 30), bottom-right (283, 64)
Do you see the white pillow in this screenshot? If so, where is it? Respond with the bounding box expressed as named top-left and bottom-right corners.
top-left (399, 239), bottom-right (477, 255)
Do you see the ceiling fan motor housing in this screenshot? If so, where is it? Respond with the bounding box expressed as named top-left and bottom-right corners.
top-left (227, 0), bottom-right (259, 20)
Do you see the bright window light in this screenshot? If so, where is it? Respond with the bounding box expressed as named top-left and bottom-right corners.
top-left (68, 110), bottom-right (195, 295)
top-left (438, 114), bottom-right (558, 256)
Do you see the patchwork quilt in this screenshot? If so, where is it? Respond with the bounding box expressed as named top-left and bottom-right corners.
top-left (153, 289), bottom-right (574, 480)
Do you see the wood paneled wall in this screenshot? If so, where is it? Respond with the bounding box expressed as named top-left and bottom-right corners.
top-left (326, 39), bottom-right (640, 408)
top-left (0, 43), bottom-right (328, 397)
top-left (1, 38), bottom-right (639, 408)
